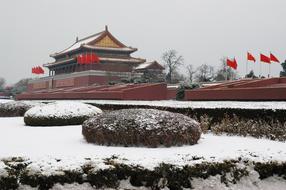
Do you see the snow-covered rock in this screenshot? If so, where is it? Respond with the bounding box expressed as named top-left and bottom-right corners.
top-left (24, 101), bottom-right (102, 126)
top-left (0, 101), bottom-right (43, 117)
top-left (82, 108), bottom-right (202, 147)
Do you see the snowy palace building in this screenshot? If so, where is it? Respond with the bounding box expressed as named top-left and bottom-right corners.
top-left (18, 26), bottom-right (286, 101)
top-left (27, 26), bottom-right (164, 92)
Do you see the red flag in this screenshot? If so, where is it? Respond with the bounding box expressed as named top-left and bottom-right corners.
top-left (34, 67), bottom-right (37, 74)
top-left (227, 59), bottom-right (235, 69)
top-left (36, 67), bottom-right (40, 74)
top-left (86, 53), bottom-right (92, 64)
top-left (91, 53), bottom-right (100, 63)
top-left (260, 54), bottom-right (271, 64)
top-left (82, 54), bottom-right (87, 64)
top-left (227, 58), bottom-right (238, 70)
top-left (39, 67), bottom-right (44, 74)
top-left (247, 52), bottom-right (256, 62)
top-left (233, 58), bottom-right (238, 70)
top-left (32, 67), bottom-right (34, 74)
top-left (77, 55), bottom-right (82, 64)
top-left (270, 53), bottom-right (280, 63)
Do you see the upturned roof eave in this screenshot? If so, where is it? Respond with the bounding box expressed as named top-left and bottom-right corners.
top-left (43, 57), bottom-right (76, 67)
top-left (44, 57), bottom-right (146, 67)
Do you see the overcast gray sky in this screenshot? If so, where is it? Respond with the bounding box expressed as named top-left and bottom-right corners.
top-left (0, 0), bottom-right (285, 84)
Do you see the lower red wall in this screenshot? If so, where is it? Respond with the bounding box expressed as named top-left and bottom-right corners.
top-left (17, 83), bottom-right (168, 101)
top-left (123, 83), bottom-right (167, 100)
top-left (185, 87), bottom-right (286, 100)
top-left (166, 88), bottom-right (177, 99)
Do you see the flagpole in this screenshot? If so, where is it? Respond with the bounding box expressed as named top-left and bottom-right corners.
top-left (225, 57), bottom-right (227, 81)
top-left (259, 53), bottom-right (262, 78)
top-left (268, 63), bottom-right (271, 78)
top-left (246, 56), bottom-right (248, 78)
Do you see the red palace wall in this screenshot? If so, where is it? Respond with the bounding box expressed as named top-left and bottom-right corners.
top-left (17, 83), bottom-right (169, 101)
top-left (123, 83), bottom-right (167, 100)
top-left (29, 75), bottom-right (122, 92)
top-left (166, 88), bottom-right (177, 100)
top-left (185, 77), bottom-right (286, 101)
top-left (23, 77), bottom-right (286, 101)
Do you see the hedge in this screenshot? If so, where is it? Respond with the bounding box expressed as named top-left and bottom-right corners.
top-left (2, 157), bottom-right (285, 190)
top-left (82, 109), bottom-right (202, 148)
top-left (87, 103), bottom-right (286, 141)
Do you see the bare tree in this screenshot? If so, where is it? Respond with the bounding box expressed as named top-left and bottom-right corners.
top-left (0, 77), bottom-right (5, 88)
top-left (186, 64), bottom-right (195, 83)
top-left (195, 64), bottom-right (215, 82)
top-left (9, 78), bottom-right (30, 96)
top-left (162, 50), bottom-right (184, 83)
top-left (215, 57), bottom-right (238, 81)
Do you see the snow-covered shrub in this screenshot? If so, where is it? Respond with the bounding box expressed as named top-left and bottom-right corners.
top-left (1, 156), bottom-right (286, 190)
top-left (24, 101), bottom-right (102, 126)
top-left (82, 109), bottom-right (202, 147)
top-left (212, 114), bottom-right (286, 141)
top-left (0, 101), bottom-right (43, 117)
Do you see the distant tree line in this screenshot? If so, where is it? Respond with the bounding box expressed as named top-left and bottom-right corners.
top-left (161, 50), bottom-right (239, 85)
top-left (0, 77), bottom-right (30, 97)
top-left (162, 50), bottom-right (286, 85)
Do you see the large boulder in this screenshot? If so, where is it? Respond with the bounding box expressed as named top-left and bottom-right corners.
top-left (82, 109), bottom-right (202, 148)
top-left (24, 101), bottom-right (102, 126)
top-left (0, 101), bottom-right (42, 117)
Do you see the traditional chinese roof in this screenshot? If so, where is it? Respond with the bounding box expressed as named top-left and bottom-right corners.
top-left (50, 26), bottom-right (137, 58)
top-left (43, 58), bottom-right (76, 67)
top-left (135, 61), bottom-right (164, 70)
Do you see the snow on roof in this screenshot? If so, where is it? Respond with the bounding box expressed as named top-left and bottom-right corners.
top-left (53, 32), bottom-right (104, 56)
top-left (135, 61), bottom-right (164, 70)
top-left (135, 62), bottom-right (153, 70)
top-left (83, 45), bottom-right (136, 52)
top-left (100, 57), bottom-right (145, 63)
top-left (51, 29), bottom-right (135, 57)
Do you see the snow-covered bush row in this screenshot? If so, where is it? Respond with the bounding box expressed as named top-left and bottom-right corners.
top-left (89, 103), bottom-right (286, 123)
top-left (82, 109), bottom-right (202, 148)
top-left (84, 100), bottom-right (286, 110)
top-left (210, 115), bottom-right (286, 141)
top-left (89, 103), bottom-right (286, 141)
top-left (0, 101), bottom-right (43, 117)
top-left (24, 102), bottom-right (102, 126)
top-left (1, 157), bottom-right (286, 190)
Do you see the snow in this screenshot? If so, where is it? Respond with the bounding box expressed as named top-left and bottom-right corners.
top-left (0, 99), bottom-right (13, 104)
top-left (0, 117), bottom-right (285, 170)
top-left (80, 100), bottom-right (286, 110)
top-left (135, 62), bottom-right (153, 70)
top-left (191, 174), bottom-right (286, 190)
top-left (56, 32), bottom-right (103, 55)
top-left (26, 100), bottom-right (286, 110)
top-left (17, 176), bottom-right (286, 190)
top-left (24, 101), bottom-right (102, 118)
top-left (0, 161), bottom-right (8, 178)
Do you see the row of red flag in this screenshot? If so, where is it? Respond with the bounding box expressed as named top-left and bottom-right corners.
top-left (31, 53), bottom-right (100, 74)
top-left (32, 66), bottom-right (44, 74)
top-left (77, 53), bottom-right (100, 64)
top-left (227, 52), bottom-right (280, 70)
top-left (247, 52), bottom-right (280, 64)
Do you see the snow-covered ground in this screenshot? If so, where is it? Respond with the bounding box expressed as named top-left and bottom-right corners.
top-left (0, 117), bottom-right (285, 169)
top-left (27, 100), bottom-right (286, 110)
top-left (0, 99), bottom-right (13, 104)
